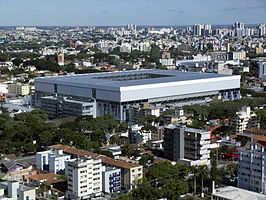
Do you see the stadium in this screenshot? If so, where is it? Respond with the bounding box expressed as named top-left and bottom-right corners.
top-left (34, 70), bottom-right (241, 121)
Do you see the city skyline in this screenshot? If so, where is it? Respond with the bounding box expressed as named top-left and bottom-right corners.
top-left (0, 0), bottom-right (266, 26)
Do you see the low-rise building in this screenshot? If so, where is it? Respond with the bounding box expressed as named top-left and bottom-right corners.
top-left (28, 173), bottom-right (60, 186)
top-left (212, 186), bottom-right (266, 200)
top-left (100, 146), bottom-right (122, 159)
top-left (129, 124), bottom-right (152, 144)
top-left (0, 181), bottom-right (35, 200)
top-left (163, 108), bottom-right (192, 126)
top-left (0, 156), bottom-right (36, 183)
top-left (244, 129), bottom-right (266, 137)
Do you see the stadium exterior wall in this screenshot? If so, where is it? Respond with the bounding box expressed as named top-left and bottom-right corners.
top-left (34, 70), bottom-right (241, 121)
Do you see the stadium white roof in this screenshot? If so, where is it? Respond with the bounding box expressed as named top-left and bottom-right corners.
top-left (36, 69), bottom-right (240, 90)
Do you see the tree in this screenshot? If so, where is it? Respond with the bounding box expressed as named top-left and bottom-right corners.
top-left (23, 142), bottom-right (36, 153)
top-left (116, 122), bottom-right (128, 133)
top-left (257, 109), bottom-right (266, 129)
top-left (99, 150), bottom-right (114, 158)
top-left (144, 115), bottom-right (158, 125)
top-left (210, 159), bottom-right (219, 185)
top-left (39, 131), bottom-right (53, 147)
top-left (206, 43), bottom-right (213, 51)
top-left (226, 163), bottom-right (238, 177)
top-left (91, 130), bottom-right (106, 143)
top-left (128, 162), bottom-right (191, 199)
top-left (150, 45), bottom-right (161, 62)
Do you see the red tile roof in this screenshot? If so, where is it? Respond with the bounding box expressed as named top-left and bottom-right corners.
top-left (29, 173), bottom-right (60, 181)
top-left (253, 135), bottom-right (266, 142)
top-left (50, 144), bottom-right (140, 169)
top-left (245, 128), bottom-right (266, 135)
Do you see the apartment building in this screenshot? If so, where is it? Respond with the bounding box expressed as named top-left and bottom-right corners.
top-left (193, 24), bottom-right (212, 36)
top-left (228, 51), bottom-right (246, 61)
top-left (128, 104), bottom-right (160, 124)
top-left (102, 166), bottom-right (121, 194)
top-left (7, 83), bottom-right (30, 96)
top-left (36, 149), bottom-right (71, 174)
top-left (238, 142), bottom-right (266, 194)
top-left (184, 127), bottom-right (211, 164)
top-left (41, 96), bottom-right (96, 119)
top-left (164, 125), bottom-right (185, 162)
top-left (151, 126), bottom-right (164, 141)
top-left (65, 157), bottom-right (102, 199)
top-left (100, 156), bottom-right (143, 190)
top-left (164, 125), bottom-right (211, 165)
top-left (49, 145), bottom-right (143, 191)
top-left (229, 106), bottom-right (259, 134)
top-left (259, 61), bottom-right (266, 81)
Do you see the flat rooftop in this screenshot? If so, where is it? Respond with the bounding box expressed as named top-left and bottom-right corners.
top-left (213, 186), bottom-right (266, 200)
top-left (36, 69), bottom-right (239, 89)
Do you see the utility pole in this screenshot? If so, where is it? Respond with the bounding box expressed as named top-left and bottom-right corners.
top-left (216, 148), bottom-right (218, 164)
top-left (201, 175), bottom-right (204, 197)
top-left (194, 175), bottom-right (197, 196)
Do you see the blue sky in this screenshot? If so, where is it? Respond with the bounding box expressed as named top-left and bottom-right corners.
top-left (0, 0), bottom-right (265, 26)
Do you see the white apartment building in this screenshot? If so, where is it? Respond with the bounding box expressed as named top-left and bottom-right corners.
top-left (228, 51), bottom-right (246, 61)
top-left (8, 84), bottom-right (30, 96)
top-left (0, 84), bottom-right (8, 94)
top-left (238, 142), bottom-right (266, 194)
top-left (258, 24), bottom-right (266, 37)
top-left (259, 61), bottom-right (266, 81)
top-left (183, 127), bottom-right (211, 165)
top-left (65, 157), bottom-right (102, 200)
top-left (120, 43), bottom-right (132, 53)
top-left (49, 144), bottom-right (143, 191)
top-left (229, 106), bottom-right (259, 134)
top-left (159, 58), bottom-right (175, 66)
top-left (36, 149), bottom-right (71, 174)
top-left (193, 24), bottom-right (212, 36)
top-left (138, 42), bottom-right (151, 52)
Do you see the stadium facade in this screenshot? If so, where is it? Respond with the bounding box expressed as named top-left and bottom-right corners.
top-left (34, 70), bottom-right (241, 121)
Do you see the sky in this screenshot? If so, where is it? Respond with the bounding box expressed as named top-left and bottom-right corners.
top-left (0, 0), bottom-right (265, 26)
